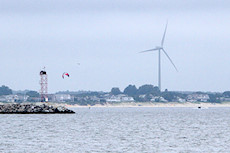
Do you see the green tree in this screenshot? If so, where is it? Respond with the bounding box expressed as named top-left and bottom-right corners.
top-left (26, 91), bottom-right (40, 97)
top-left (0, 85), bottom-right (12, 96)
top-left (137, 84), bottom-right (160, 95)
top-left (208, 94), bottom-right (221, 103)
top-left (111, 87), bottom-right (122, 95)
top-left (153, 86), bottom-right (161, 95)
top-left (138, 84), bottom-right (154, 94)
top-left (223, 91), bottom-right (230, 97)
top-left (124, 85), bottom-right (137, 96)
top-left (162, 91), bottom-right (176, 102)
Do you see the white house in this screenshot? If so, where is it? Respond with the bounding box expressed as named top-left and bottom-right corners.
top-left (106, 94), bottom-right (134, 102)
top-left (187, 94), bottom-right (209, 102)
top-left (53, 94), bottom-right (74, 102)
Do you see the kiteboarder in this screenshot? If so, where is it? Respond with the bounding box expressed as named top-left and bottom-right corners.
top-left (62, 72), bottom-right (70, 79)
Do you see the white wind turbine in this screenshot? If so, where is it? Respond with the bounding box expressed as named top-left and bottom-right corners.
top-left (140, 22), bottom-right (178, 91)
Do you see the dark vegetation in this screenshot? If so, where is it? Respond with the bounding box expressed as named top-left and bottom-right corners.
top-left (0, 85), bottom-right (12, 96)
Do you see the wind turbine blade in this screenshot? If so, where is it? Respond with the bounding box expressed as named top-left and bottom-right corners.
top-left (161, 22), bottom-right (168, 47)
top-left (162, 48), bottom-right (178, 72)
top-left (139, 48), bottom-right (159, 53)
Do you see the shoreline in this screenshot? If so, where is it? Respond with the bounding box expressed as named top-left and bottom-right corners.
top-left (65, 102), bottom-right (230, 108)
top-left (2, 102), bottom-right (230, 108)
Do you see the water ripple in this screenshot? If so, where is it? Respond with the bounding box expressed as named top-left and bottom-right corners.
top-left (0, 107), bottom-right (230, 152)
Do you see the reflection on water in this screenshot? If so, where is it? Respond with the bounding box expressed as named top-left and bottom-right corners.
top-left (0, 107), bottom-right (230, 152)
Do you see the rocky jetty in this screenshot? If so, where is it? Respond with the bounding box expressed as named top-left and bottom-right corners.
top-left (0, 103), bottom-right (75, 114)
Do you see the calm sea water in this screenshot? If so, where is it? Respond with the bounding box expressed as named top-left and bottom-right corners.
top-left (0, 107), bottom-right (230, 153)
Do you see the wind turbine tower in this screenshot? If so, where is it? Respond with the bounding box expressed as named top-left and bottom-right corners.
top-left (140, 22), bottom-right (178, 91)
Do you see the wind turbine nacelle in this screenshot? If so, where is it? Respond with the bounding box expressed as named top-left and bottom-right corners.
top-left (155, 46), bottom-right (163, 50)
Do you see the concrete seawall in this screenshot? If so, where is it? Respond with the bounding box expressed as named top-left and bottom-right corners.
top-left (0, 103), bottom-right (75, 114)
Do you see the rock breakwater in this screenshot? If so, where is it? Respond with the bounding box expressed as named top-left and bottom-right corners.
top-left (0, 103), bottom-right (75, 114)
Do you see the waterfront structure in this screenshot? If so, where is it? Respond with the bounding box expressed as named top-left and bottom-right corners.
top-left (40, 68), bottom-right (48, 102)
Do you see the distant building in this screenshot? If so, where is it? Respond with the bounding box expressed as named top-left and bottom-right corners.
top-left (17, 95), bottom-right (29, 102)
top-left (121, 96), bottom-right (134, 102)
top-left (106, 94), bottom-right (134, 102)
top-left (150, 96), bottom-right (158, 102)
top-left (0, 96), bottom-right (6, 102)
top-left (53, 94), bottom-right (74, 102)
top-left (0, 94), bottom-right (29, 102)
top-left (89, 96), bottom-right (101, 102)
top-left (187, 94), bottom-right (209, 102)
top-left (176, 97), bottom-right (186, 102)
top-left (221, 97), bottom-right (230, 102)
top-left (139, 95), bottom-right (146, 98)
top-left (150, 96), bottom-right (168, 102)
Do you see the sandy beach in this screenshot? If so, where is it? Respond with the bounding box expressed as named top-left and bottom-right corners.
top-left (65, 102), bottom-right (230, 108)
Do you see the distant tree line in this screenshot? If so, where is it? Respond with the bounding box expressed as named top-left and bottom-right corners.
top-left (3, 84), bottom-right (230, 104)
top-left (111, 84), bottom-right (160, 96)
top-left (111, 84), bottom-right (183, 102)
top-left (110, 85), bottom-right (225, 103)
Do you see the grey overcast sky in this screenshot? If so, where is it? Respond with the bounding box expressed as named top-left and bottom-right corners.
top-left (1, 0), bottom-right (230, 93)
